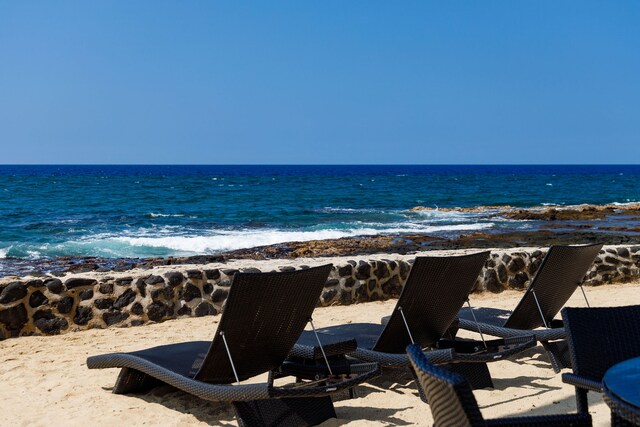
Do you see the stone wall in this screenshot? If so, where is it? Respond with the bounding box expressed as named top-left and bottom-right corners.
top-left (1, 246), bottom-right (639, 339)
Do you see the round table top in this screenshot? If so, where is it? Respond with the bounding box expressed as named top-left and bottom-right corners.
top-left (604, 356), bottom-right (640, 410)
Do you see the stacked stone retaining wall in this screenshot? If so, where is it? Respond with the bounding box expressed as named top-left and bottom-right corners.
top-left (1, 246), bottom-right (639, 339)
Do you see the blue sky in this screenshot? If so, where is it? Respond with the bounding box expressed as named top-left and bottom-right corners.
top-left (0, 1), bottom-right (638, 164)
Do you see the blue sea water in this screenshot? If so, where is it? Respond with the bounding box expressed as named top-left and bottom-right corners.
top-left (0, 165), bottom-right (639, 261)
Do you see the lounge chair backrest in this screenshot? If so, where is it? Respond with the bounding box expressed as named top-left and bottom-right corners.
top-left (373, 252), bottom-right (490, 353)
top-left (407, 344), bottom-right (486, 427)
top-left (562, 305), bottom-right (640, 382)
top-left (194, 264), bottom-right (332, 383)
top-left (504, 244), bottom-right (602, 330)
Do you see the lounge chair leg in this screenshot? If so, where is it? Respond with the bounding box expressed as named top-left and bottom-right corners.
top-left (234, 396), bottom-right (337, 427)
top-left (112, 368), bottom-right (165, 394)
top-left (541, 340), bottom-right (572, 373)
top-left (441, 363), bottom-right (493, 389)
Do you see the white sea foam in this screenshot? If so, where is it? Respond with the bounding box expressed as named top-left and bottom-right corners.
top-left (0, 248), bottom-right (7, 259)
top-left (148, 213), bottom-right (185, 218)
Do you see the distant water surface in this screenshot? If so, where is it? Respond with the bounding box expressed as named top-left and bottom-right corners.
top-left (0, 165), bottom-right (638, 263)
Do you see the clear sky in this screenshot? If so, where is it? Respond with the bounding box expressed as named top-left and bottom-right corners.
top-left (1, 1), bottom-right (639, 164)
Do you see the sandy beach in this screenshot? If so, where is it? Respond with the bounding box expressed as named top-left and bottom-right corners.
top-left (1, 277), bottom-right (638, 426)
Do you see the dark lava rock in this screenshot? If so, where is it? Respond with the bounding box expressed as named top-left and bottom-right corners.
top-left (103, 311), bottom-right (129, 326)
top-left (34, 313), bottom-right (68, 335)
top-left (29, 291), bottom-right (48, 308)
top-left (278, 266), bottom-right (296, 272)
top-left (164, 272), bottom-right (184, 287)
top-left (204, 269), bottom-right (220, 280)
top-left (367, 279), bottom-right (377, 292)
top-left (374, 262), bottom-right (390, 279)
top-left (181, 283), bottom-right (202, 302)
top-left (131, 302), bottom-right (144, 315)
top-left (485, 269), bottom-right (504, 293)
top-left (381, 276), bottom-right (402, 297)
top-left (203, 283), bottom-right (213, 294)
top-left (322, 288), bottom-right (338, 303)
top-left (241, 267), bottom-right (261, 274)
top-left (99, 283), bottom-right (114, 294)
top-left (496, 264), bottom-right (508, 284)
top-left (56, 296), bottom-right (75, 314)
top-left (65, 278), bottom-right (97, 289)
top-left (73, 306), bottom-right (93, 325)
top-left (508, 272), bottom-right (529, 289)
top-left (325, 278), bottom-right (339, 287)
top-left (355, 261), bottom-right (371, 280)
top-left (44, 278), bottom-right (64, 294)
top-left (0, 304), bottom-right (28, 337)
top-left (115, 277), bottom-right (133, 286)
top-left (79, 289), bottom-right (94, 301)
top-left (195, 302), bottom-right (217, 317)
top-left (338, 264), bottom-right (353, 277)
top-left (135, 278), bottom-right (147, 298)
top-left (0, 282), bottom-right (27, 304)
top-left (340, 291), bottom-right (353, 305)
top-left (130, 319), bottom-right (144, 326)
top-left (94, 298), bottom-right (114, 310)
top-left (398, 261), bottom-right (410, 279)
top-left (113, 289), bottom-right (136, 309)
top-left (147, 302), bottom-right (167, 322)
top-left (222, 269), bottom-right (239, 276)
top-left (343, 277), bottom-right (356, 289)
top-left (177, 305), bottom-right (192, 316)
top-left (211, 289), bottom-right (228, 303)
top-left (145, 275), bottom-right (165, 285)
top-left (508, 257), bottom-right (526, 273)
top-left (26, 279), bottom-right (44, 288)
top-left (186, 270), bottom-right (203, 280)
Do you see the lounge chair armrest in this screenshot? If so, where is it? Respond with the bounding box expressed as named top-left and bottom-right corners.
top-left (447, 336), bottom-right (536, 363)
top-left (561, 373), bottom-right (603, 392)
top-left (268, 362), bottom-right (381, 398)
top-left (457, 318), bottom-right (566, 341)
top-left (350, 347), bottom-right (455, 368)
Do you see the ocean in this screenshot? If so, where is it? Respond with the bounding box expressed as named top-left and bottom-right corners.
top-left (0, 165), bottom-right (638, 268)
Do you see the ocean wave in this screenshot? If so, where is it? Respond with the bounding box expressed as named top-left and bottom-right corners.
top-left (0, 248), bottom-right (7, 259)
top-left (147, 213), bottom-right (185, 218)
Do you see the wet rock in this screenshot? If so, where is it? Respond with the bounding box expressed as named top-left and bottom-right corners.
top-left (195, 302), bottom-right (217, 317)
top-left (56, 296), bottom-right (75, 314)
top-left (103, 311), bottom-right (129, 326)
top-left (29, 291), bottom-right (48, 308)
top-left (0, 282), bottom-right (27, 304)
top-left (0, 304), bottom-right (28, 337)
top-left (65, 278), bottom-right (97, 289)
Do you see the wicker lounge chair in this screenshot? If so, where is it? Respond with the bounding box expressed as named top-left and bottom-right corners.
top-left (457, 244), bottom-right (603, 372)
top-left (406, 343), bottom-right (592, 427)
top-left (561, 305), bottom-right (640, 422)
top-left (299, 253), bottom-right (535, 389)
top-left (87, 265), bottom-right (380, 427)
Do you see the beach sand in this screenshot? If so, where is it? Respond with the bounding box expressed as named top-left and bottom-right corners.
top-left (1, 281), bottom-right (638, 426)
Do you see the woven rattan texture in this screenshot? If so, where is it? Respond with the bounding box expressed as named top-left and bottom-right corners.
top-left (505, 244), bottom-right (602, 330)
top-left (407, 344), bottom-right (592, 427)
top-left (195, 264), bottom-right (332, 383)
top-left (374, 252), bottom-right (490, 353)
